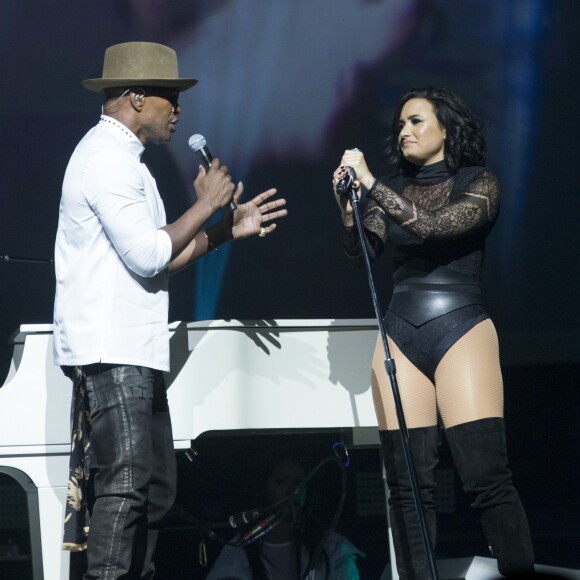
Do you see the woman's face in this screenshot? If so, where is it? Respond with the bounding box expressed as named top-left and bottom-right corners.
top-left (264, 458), bottom-right (306, 507)
top-left (398, 98), bottom-right (446, 166)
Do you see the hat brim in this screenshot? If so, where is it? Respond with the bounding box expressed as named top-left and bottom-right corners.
top-left (81, 77), bottom-right (198, 92)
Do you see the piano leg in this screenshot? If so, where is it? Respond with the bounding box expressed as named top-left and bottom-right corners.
top-left (37, 483), bottom-right (70, 580)
top-left (0, 456), bottom-right (70, 580)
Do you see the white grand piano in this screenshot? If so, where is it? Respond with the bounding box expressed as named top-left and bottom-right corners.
top-left (0, 319), bottom-right (380, 580)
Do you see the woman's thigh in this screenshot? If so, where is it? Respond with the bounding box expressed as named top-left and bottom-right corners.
top-left (371, 334), bottom-right (437, 431)
top-left (435, 319), bottom-right (504, 429)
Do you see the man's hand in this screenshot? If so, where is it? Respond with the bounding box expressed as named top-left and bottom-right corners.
top-left (230, 187), bottom-right (287, 240)
top-left (193, 157), bottom-right (237, 213)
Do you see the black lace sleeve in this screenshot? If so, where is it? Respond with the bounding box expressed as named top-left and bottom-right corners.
top-left (342, 200), bottom-right (388, 262)
top-left (367, 170), bottom-right (500, 240)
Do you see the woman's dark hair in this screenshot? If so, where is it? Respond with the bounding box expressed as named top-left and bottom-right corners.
top-left (385, 87), bottom-right (487, 175)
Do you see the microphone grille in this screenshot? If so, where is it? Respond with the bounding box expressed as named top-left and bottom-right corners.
top-left (188, 133), bottom-right (206, 151)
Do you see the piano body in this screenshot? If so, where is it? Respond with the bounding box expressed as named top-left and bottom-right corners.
top-left (0, 319), bottom-right (379, 580)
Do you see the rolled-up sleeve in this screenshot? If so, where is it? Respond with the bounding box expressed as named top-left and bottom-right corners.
top-left (83, 151), bottom-right (172, 277)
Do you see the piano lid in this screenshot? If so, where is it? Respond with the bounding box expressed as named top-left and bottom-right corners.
top-left (0, 320), bottom-right (380, 451)
top-left (166, 319), bottom-right (379, 441)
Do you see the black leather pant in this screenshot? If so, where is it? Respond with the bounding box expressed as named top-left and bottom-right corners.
top-left (84, 365), bottom-right (176, 579)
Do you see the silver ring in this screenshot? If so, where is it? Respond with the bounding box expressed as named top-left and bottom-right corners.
top-left (258, 227), bottom-right (267, 238)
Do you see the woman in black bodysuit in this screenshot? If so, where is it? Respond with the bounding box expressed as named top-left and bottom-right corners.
top-left (332, 87), bottom-right (534, 579)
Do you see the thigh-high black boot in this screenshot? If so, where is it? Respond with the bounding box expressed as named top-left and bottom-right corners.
top-left (380, 426), bottom-right (439, 580)
top-left (445, 418), bottom-right (534, 578)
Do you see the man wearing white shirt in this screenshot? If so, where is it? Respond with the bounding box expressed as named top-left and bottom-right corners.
top-left (53, 42), bottom-right (286, 579)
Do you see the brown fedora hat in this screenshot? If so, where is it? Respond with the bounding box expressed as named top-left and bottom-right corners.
top-left (82, 41), bottom-right (198, 92)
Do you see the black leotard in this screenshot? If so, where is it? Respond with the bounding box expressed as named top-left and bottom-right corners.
top-left (343, 161), bottom-right (500, 380)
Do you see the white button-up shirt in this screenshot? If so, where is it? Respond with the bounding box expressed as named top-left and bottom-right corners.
top-left (53, 116), bottom-right (173, 371)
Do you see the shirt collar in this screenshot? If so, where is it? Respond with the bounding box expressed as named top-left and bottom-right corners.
top-left (99, 115), bottom-right (145, 159)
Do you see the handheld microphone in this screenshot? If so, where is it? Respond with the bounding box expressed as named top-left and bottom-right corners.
top-left (335, 167), bottom-right (356, 197)
top-left (227, 509), bottom-right (264, 529)
top-left (241, 512), bottom-right (280, 545)
top-left (188, 134), bottom-right (237, 211)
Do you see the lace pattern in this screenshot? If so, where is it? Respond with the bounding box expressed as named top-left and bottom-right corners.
top-left (367, 170), bottom-right (499, 241)
top-left (342, 200), bottom-right (388, 262)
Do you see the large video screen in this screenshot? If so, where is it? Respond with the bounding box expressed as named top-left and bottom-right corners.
top-left (1, 0), bottom-right (578, 371)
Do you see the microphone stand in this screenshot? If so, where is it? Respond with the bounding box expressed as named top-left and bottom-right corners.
top-left (346, 184), bottom-right (439, 580)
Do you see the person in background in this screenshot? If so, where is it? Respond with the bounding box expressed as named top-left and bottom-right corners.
top-left (54, 41), bottom-right (287, 578)
top-left (205, 451), bottom-right (363, 579)
top-left (332, 87), bottom-right (534, 579)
